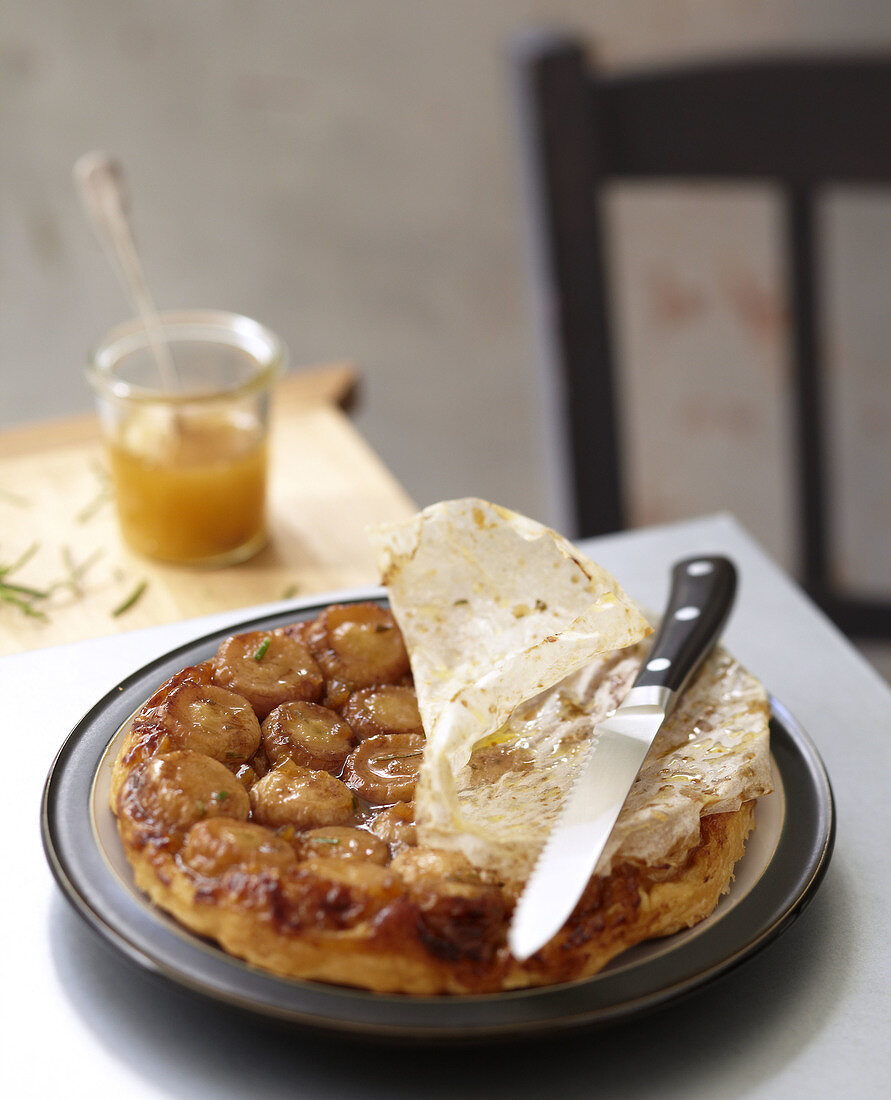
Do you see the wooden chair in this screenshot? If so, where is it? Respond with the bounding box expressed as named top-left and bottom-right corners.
top-left (512, 31), bottom-right (891, 638)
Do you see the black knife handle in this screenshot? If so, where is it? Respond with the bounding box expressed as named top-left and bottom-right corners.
top-left (632, 555), bottom-right (737, 699)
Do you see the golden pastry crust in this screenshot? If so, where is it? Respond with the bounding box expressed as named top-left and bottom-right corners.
top-left (111, 604), bottom-right (759, 995)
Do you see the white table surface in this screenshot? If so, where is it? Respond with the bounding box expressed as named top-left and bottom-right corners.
top-left (3, 513), bottom-right (890, 1099)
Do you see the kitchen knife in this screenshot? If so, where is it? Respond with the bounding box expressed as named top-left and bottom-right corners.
top-left (508, 555), bottom-right (737, 961)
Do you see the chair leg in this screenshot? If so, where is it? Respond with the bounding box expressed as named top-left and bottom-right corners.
top-left (513, 32), bottom-right (625, 538)
top-left (786, 187), bottom-right (891, 639)
top-left (786, 186), bottom-right (832, 598)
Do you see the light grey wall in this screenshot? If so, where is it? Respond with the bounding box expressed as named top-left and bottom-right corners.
top-left (2, 1), bottom-right (889, 604)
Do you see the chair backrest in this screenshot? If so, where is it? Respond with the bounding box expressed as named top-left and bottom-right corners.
top-left (513, 31), bottom-right (891, 638)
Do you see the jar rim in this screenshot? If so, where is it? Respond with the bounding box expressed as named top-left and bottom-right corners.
top-left (86, 309), bottom-right (286, 405)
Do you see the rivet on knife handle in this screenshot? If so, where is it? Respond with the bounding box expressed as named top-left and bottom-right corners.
top-left (635, 555), bottom-right (737, 702)
top-left (507, 555), bottom-right (738, 961)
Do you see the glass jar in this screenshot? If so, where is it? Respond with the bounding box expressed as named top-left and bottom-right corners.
top-left (87, 310), bottom-right (285, 566)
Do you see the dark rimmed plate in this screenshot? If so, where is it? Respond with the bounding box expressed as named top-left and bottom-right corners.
top-left (41, 589), bottom-right (835, 1040)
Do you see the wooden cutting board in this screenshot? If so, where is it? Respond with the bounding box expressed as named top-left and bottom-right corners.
top-left (0, 365), bottom-right (416, 656)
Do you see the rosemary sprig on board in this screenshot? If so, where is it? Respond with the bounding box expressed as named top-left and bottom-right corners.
top-left (0, 543), bottom-right (50, 619)
top-left (0, 543), bottom-right (109, 621)
top-left (111, 579), bottom-right (148, 618)
top-left (57, 546), bottom-right (105, 598)
top-left (76, 462), bottom-right (112, 524)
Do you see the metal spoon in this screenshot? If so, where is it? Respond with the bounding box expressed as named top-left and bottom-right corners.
top-left (74, 151), bottom-right (179, 392)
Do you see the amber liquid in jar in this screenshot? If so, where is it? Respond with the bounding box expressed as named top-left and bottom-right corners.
top-left (108, 408), bottom-right (268, 565)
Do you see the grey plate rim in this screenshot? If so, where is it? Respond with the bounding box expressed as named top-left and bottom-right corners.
top-left (41, 588), bottom-right (836, 1040)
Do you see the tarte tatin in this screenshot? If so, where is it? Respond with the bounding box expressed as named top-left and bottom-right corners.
top-left (111, 600), bottom-right (762, 994)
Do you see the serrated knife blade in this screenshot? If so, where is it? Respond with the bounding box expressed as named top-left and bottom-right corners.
top-left (508, 555), bottom-right (737, 962)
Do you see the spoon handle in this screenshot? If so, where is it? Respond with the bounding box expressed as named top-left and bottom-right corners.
top-left (74, 151), bottom-right (178, 392)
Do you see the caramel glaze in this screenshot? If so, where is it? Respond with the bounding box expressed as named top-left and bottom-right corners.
top-left (112, 602), bottom-right (750, 994)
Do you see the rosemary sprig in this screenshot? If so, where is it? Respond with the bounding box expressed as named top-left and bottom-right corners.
top-left (0, 542), bottom-right (40, 578)
top-left (1, 541), bottom-right (108, 622)
top-left (76, 462), bottom-right (112, 524)
top-left (112, 579), bottom-right (148, 617)
top-left (54, 546), bottom-right (105, 598)
top-left (0, 488), bottom-right (29, 507)
top-left (76, 488), bottom-right (111, 524)
top-left (0, 543), bottom-right (50, 619)
top-left (0, 577), bottom-right (48, 600)
top-left (0, 589), bottom-right (49, 619)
